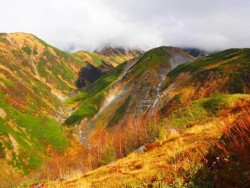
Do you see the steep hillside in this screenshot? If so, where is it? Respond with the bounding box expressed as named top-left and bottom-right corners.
top-left (43, 48), bottom-right (250, 188)
top-left (76, 47), bottom-right (142, 71)
top-left (182, 47), bottom-right (211, 58)
top-left (0, 32), bottom-right (140, 184)
top-left (43, 94), bottom-right (250, 188)
top-left (65, 47), bottom-right (193, 125)
top-left (74, 48), bottom-right (142, 89)
top-left (64, 47), bottom-right (194, 168)
top-left (0, 32), bottom-right (79, 177)
top-left (160, 48), bottom-right (250, 116)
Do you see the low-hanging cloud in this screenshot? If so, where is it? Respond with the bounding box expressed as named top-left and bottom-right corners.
top-left (1, 0), bottom-right (250, 52)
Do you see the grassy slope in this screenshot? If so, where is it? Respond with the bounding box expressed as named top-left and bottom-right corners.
top-left (64, 47), bottom-right (178, 128)
top-left (64, 62), bottom-right (127, 125)
top-left (0, 33), bottom-right (140, 177)
top-left (0, 33), bottom-right (76, 174)
top-left (162, 48), bottom-right (250, 93)
top-left (75, 48), bottom-right (142, 70)
top-left (44, 48), bottom-right (250, 187)
top-left (64, 47), bottom-right (183, 127)
top-left (45, 94), bottom-right (250, 188)
top-left (0, 101), bottom-right (68, 173)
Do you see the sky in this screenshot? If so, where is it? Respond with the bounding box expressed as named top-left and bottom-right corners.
top-left (1, 0), bottom-right (250, 52)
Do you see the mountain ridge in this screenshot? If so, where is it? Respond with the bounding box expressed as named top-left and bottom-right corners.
top-left (0, 32), bottom-right (141, 184)
top-left (42, 47), bottom-right (250, 187)
top-left (0, 32), bottom-right (249, 188)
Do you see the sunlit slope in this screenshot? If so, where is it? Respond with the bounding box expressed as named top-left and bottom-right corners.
top-left (160, 48), bottom-right (250, 115)
top-left (0, 32), bottom-right (140, 177)
top-left (44, 94), bottom-right (250, 188)
top-left (65, 47), bottom-right (193, 127)
top-left (0, 33), bottom-right (79, 175)
top-left (0, 32), bottom-right (141, 114)
top-left (45, 48), bottom-right (250, 187)
top-left (75, 47), bottom-right (142, 71)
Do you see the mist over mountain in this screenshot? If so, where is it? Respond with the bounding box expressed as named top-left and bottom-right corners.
top-left (1, 0), bottom-right (250, 51)
top-left (1, 1), bottom-right (250, 187)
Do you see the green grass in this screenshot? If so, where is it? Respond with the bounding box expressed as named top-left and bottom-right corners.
top-left (61, 62), bottom-right (75, 81)
top-left (129, 47), bottom-right (170, 77)
top-left (107, 99), bottom-right (128, 128)
top-left (89, 52), bottom-right (103, 66)
top-left (37, 59), bottom-right (73, 92)
top-left (65, 63), bottom-right (126, 125)
top-left (0, 101), bottom-right (68, 172)
top-left (162, 94), bottom-right (244, 129)
top-left (33, 48), bottom-right (38, 55)
top-left (162, 48), bottom-right (250, 91)
top-left (22, 46), bottom-right (32, 55)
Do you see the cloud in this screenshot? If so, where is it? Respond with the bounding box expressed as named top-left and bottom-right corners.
top-left (1, 0), bottom-right (250, 51)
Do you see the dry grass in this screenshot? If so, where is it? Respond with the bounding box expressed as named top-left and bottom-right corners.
top-left (36, 95), bottom-right (250, 188)
top-left (42, 113), bottom-right (238, 187)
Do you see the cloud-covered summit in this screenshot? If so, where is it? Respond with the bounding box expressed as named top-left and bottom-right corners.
top-left (1, 0), bottom-right (250, 51)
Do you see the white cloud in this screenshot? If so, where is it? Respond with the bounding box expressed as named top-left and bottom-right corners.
top-left (1, 0), bottom-right (250, 51)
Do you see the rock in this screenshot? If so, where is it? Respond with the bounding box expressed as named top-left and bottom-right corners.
top-left (0, 108), bottom-right (7, 119)
top-left (136, 145), bottom-right (146, 153)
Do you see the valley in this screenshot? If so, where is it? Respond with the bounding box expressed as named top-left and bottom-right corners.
top-left (0, 33), bottom-right (249, 188)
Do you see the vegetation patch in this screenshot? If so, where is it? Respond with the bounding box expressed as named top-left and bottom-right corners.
top-left (65, 63), bottom-right (126, 125)
top-left (0, 101), bottom-right (68, 172)
top-left (22, 46), bottom-right (32, 55)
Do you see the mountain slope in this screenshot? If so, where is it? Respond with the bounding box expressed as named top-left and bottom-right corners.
top-left (43, 48), bottom-right (250, 188)
top-left (43, 94), bottom-right (250, 188)
top-left (63, 47), bottom-right (194, 167)
top-left (0, 32), bottom-right (140, 181)
top-left (76, 47), bottom-right (142, 71)
top-left (160, 48), bottom-right (250, 116)
top-left (65, 47), bottom-right (193, 126)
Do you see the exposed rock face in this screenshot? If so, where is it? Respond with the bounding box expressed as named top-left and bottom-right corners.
top-left (79, 47), bottom-right (194, 144)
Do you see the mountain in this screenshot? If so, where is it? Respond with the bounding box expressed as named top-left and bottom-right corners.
top-left (0, 32), bottom-right (140, 184)
top-left (74, 47), bottom-right (142, 88)
top-left (43, 48), bottom-right (250, 187)
top-left (64, 46), bottom-right (193, 131)
top-left (181, 47), bottom-right (211, 58)
top-left (45, 94), bottom-right (250, 188)
top-left (160, 48), bottom-right (250, 116)
top-left (0, 32), bottom-right (249, 187)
